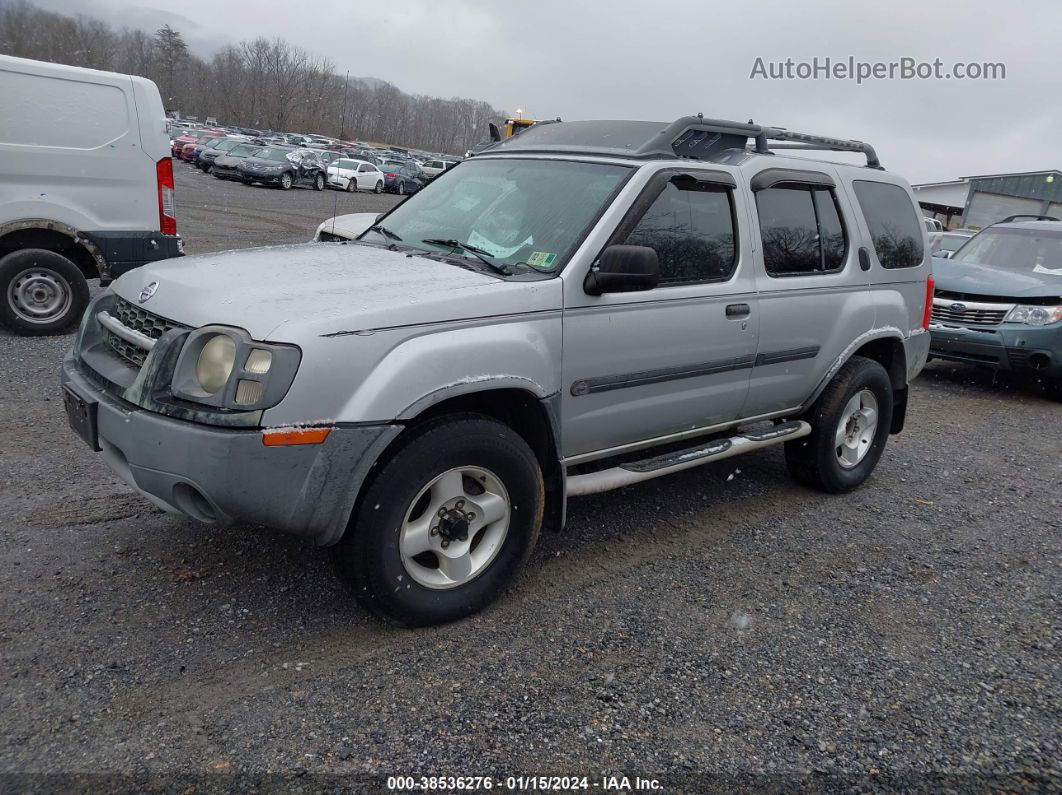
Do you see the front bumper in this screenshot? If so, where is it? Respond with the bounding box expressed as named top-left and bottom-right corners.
top-left (61, 352), bottom-right (401, 545)
top-left (929, 322), bottom-right (1062, 377)
top-left (240, 169), bottom-right (283, 184)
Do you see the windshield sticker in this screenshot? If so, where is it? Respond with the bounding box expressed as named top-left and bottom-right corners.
top-left (1033, 263), bottom-right (1062, 276)
top-left (527, 251), bottom-right (557, 268)
top-left (467, 229), bottom-right (532, 259)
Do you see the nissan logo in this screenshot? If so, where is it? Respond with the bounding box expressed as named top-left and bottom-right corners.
top-left (138, 281), bottom-right (159, 303)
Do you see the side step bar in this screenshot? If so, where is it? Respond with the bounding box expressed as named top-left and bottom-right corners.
top-left (566, 420), bottom-right (811, 497)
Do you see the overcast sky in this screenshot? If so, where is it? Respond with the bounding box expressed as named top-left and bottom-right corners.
top-left (38, 0), bottom-right (1059, 183)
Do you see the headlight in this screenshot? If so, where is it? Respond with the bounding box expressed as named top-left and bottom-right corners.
top-left (171, 326), bottom-right (301, 411)
top-left (1005, 304), bottom-right (1062, 326)
top-left (195, 334), bottom-right (236, 393)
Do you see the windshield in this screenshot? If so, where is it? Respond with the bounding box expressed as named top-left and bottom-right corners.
top-left (952, 227), bottom-right (1062, 276)
top-left (361, 157), bottom-right (631, 272)
top-left (255, 147), bottom-right (294, 162)
top-left (229, 144), bottom-right (261, 157)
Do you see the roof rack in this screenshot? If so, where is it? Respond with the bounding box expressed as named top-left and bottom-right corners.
top-left (997, 214), bottom-right (1060, 223)
top-left (479, 114), bottom-right (882, 169)
top-left (642, 115), bottom-right (882, 169)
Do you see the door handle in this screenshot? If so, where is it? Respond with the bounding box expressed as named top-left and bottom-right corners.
top-left (858, 247), bottom-right (872, 271)
top-left (725, 303), bottom-right (751, 318)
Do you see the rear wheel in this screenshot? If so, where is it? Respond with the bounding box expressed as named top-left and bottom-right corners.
top-left (397, 182), bottom-right (406, 196)
top-left (784, 356), bottom-right (894, 493)
top-left (313, 173), bottom-right (325, 191)
top-left (374, 181), bottom-right (383, 194)
top-left (332, 414), bottom-right (544, 627)
top-left (0, 248), bottom-right (89, 336)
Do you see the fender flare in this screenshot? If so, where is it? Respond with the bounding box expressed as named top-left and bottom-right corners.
top-left (801, 327), bottom-right (908, 411)
top-left (396, 375), bottom-right (552, 420)
top-left (0, 218), bottom-right (109, 279)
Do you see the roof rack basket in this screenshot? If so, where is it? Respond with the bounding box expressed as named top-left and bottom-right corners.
top-left (639, 115), bottom-right (882, 169)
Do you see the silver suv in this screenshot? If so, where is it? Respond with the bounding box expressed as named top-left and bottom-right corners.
top-left (61, 116), bottom-right (932, 626)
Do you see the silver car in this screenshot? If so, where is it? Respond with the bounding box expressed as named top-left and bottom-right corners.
top-left (62, 116), bottom-right (932, 626)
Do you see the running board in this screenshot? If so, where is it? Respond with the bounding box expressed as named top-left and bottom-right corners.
top-left (566, 420), bottom-right (812, 496)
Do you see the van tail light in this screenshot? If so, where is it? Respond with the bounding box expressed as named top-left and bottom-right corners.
top-left (921, 275), bottom-right (935, 330)
top-left (156, 157), bottom-right (177, 236)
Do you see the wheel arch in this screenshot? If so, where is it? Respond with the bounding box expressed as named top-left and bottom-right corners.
top-left (339, 386), bottom-right (565, 546)
top-left (0, 220), bottom-right (107, 280)
top-left (803, 330), bottom-right (910, 434)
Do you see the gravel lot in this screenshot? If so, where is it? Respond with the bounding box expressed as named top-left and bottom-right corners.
top-left (0, 163), bottom-right (1059, 791)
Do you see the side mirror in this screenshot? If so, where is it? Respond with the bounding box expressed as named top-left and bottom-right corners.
top-left (584, 245), bottom-right (659, 295)
top-left (936, 250), bottom-right (953, 259)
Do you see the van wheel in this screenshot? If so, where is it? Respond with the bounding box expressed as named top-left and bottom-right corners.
top-left (784, 356), bottom-right (893, 493)
top-left (313, 173), bottom-right (325, 191)
top-left (280, 172), bottom-right (293, 190)
top-left (0, 249), bottom-right (89, 336)
top-left (332, 414), bottom-right (544, 627)
top-left (374, 181), bottom-right (383, 194)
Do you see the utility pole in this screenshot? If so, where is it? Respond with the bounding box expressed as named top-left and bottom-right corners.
top-left (341, 70), bottom-right (350, 140)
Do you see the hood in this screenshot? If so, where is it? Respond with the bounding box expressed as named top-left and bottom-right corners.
top-left (318, 212), bottom-right (376, 240)
top-left (932, 255), bottom-right (1062, 299)
top-left (111, 243), bottom-right (560, 340)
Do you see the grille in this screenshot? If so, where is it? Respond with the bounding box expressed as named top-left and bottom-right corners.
top-left (101, 297), bottom-right (186, 368)
top-left (930, 301), bottom-right (1008, 327)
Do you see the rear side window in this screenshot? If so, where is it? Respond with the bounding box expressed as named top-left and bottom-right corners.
top-left (620, 178), bottom-right (737, 285)
top-left (852, 180), bottom-right (924, 268)
top-left (756, 185), bottom-right (848, 276)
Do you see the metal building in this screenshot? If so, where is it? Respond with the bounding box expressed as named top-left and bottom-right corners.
top-left (913, 170), bottom-right (1062, 230)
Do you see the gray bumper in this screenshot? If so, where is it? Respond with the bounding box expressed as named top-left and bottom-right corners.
top-left (929, 323), bottom-right (1062, 377)
top-left (62, 354), bottom-right (401, 546)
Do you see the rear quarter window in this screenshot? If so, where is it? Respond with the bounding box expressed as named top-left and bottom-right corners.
top-left (852, 180), bottom-right (925, 268)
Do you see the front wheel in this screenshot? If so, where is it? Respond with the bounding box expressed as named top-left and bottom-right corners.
top-left (279, 172), bottom-right (293, 190)
top-left (784, 355), bottom-right (894, 493)
top-left (332, 415), bottom-right (544, 627)
top-left (345, 178), bottom-right (357, 193)
top-left (0, 248), bottom-right (89, 336)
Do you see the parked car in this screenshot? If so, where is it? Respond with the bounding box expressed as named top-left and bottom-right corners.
top-left (420, 159), bottom-right (457, 178)
top-left (62, 116), bottom-right (932, 625)
top-left (326, 159), bottom-right (385, 193)
top-left (171, 131), bottom-right (199, 157)
top-left (180, 131), bottom-right (223, 162)
top-left (382, 162), bottom-right (427, 195)
top-left (314, 212), bottom-right (378, 242)
top-left (0, 54), bottom-right (180, 335)
top-left (928, 229), bottom-right (976, 257)
top-left (237, 146), bottom-right (326, 190)
top-left (928, 219), bottom-right (1062, 392)
top-left (196, 137), bottom-right (250, 172)
top-left (211, 143), bottom-right (264, 181)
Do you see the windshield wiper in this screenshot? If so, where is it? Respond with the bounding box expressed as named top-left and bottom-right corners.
top-left (369, 224), bottom-right (402, 241)
top-left (421, 238), bottom-right (512, 276)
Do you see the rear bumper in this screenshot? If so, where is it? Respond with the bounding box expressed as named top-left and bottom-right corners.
top-left (81, 230), bottom-right (183, 282)
top-left (61, 352), bottom-right (402, 545)
top-left (929, 323), bottom-right (1062, 377)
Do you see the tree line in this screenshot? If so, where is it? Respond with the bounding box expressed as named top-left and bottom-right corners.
top-left (0, 0), bottom-right (505, 153)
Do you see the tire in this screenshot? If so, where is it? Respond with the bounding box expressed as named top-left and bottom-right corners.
top-left (0, 248), bottom-right (90, 336)
top-left (374, 181), bottom-right (383, 194)
top-left (345, 178), bottom-right (357, 193)
top-left (397, 182), bottom-right (406, 196)
top-left (280, 172), bottom-right (293, 190)
top-left (313, 173), bottom-right (325, 191)
top-left (784, 355), bottom-right (894, 493)
top-left (202, 163), bottom-right (212, 174)
top-left (332, 414), bottom-right (544, 627)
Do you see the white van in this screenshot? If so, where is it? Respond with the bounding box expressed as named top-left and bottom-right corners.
top-left (0, 55), bottom-right (181, 335)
